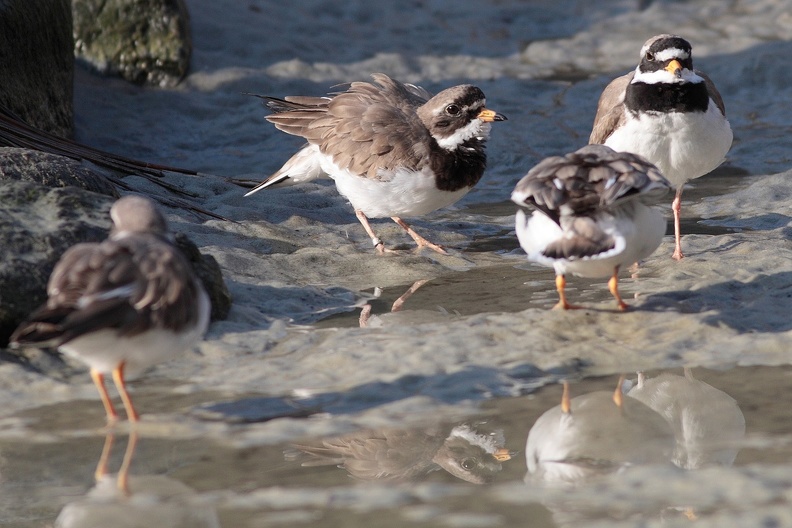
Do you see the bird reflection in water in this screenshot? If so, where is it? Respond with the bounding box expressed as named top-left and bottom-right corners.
top-left (95, 431), bottom-right (138, 494)
top-left (526, 370), bottom-right (745, 485)
top-left (288, 422), bottom-right (513, 484)
top-left (628, 368), bottom-right (746, 470)
top-left (56, 432), bottom-right (219, 528)
top-left (359, 279), bottom-right (429, 327)
top-left (525, 370), bottom-right (746, 523)
top-left (526, 376), bottom-right (675, 485)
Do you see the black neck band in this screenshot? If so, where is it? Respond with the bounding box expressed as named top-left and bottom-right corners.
top-left (626, 81), bottom-right (709, 114)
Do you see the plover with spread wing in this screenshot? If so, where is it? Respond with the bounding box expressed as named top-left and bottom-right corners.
top-left (246, 73), bottom-right (506, 254)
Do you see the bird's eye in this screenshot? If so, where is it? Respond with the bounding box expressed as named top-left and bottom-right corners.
top-left (645, 52), bottom-right (656, 61)
top-left (445, 104), bottom-right (461, 116)
top-left (461, 458), bottom-right (476, 470)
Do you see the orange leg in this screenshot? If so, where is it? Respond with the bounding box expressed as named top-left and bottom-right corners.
top-left (552, 275), bottom-right (580, 310)
top-left (94, 432), bottom-right (115, 482)
top-left (117, 431), bottom-right (139, 495)
top-left (112, 362), bottom-right (139, 422)
top-left (613, 374), bottom-right (625, 409)
top-left (391, 217), bottom-right (448, 255)
top-left (91, 368), bottom-right (119, 423)
top-left (94, 431), bottom-right (139, 495)
top-left (561, 381), bottom-right (571, 414)
top-left (608, 266), bottom-right (629, 311)
top-left (672, 187), bottom-right (684, 261)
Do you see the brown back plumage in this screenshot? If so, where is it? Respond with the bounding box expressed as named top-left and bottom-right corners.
top-left (514, 145), bottom-right (669, 218)
top-left (10, 197), bottom-right (205, 347)
top-left (512, 145), bottom-right (671, 259)
top-left (698, 71), bottom-right (727, 116)
top-left (290, 424), bottom-right (504, 484)
top-left (262, 74), bottom-right (434, 179)
top-left (588, 72), bottom-right (632, 145)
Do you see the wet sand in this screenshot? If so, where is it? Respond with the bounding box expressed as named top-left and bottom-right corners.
top-left (3, 0), bottom-right (792, 525)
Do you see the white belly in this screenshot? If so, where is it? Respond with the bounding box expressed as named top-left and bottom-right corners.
top-left (604, 102), bottom-right (732, 188)
top-left (323, 158), bottom-right (471, 218)
top-left (59, 290), bottom-right (210, 378)
top-left (515, 203), bottom-right (666, 278)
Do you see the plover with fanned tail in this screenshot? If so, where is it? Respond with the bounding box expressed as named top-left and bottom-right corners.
top-left (245, 73), bottom-right (506, 255)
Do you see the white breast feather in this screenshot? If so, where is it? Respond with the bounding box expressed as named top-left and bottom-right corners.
top-left (604, 101), bottom-right (732, 188)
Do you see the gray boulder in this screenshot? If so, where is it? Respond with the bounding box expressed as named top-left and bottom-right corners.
top-left (0, 0), bottom-right (74, 137)
top-left (0, 181), bottom-right (111, 346)
top-left (0, 147), bottom-right (119, 197)
top-left (73, 0), bottom-right (192, 87)
top-left (174, 232), bottom-right (232, 322)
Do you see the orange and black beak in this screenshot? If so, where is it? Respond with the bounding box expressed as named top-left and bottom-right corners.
top-left (477, 108), bottom-right (507, 122)
top-left (664, 59), bottom-right (683, 78)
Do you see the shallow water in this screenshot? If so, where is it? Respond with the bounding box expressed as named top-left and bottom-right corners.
top-left (312, 167), bottom-right (750, 329)
top-left (3, 366), bottom-right (792, 527)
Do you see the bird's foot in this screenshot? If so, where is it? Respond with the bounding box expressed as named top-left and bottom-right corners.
top-left (373, 239), bottom-right (397, 254)
top-left (552, 301), bottom-right (582, 311)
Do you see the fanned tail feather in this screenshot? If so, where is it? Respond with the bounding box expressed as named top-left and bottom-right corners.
top-left (244, 144), bottom-right (325, 196)
top-left (243, 172), bottom-right (292, 196)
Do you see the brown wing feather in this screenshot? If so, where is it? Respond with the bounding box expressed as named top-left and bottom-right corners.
top-left (697, 70), bottom-right (726, 116)
top-left (544, 216), bottom-right (616, 260)
top-left (12, 235), bottom-right (202, 346)
top-left (11, 243), bottom-right (141, 346)
top-left (293, 429), bottom-right (441, 481)
top-left (263, 74), bottom-right (433, 179)
top-left (513, 145), bottom-right (670, 260)
top-left (512, 145), bottom-right (670, 226)
top-left (46, 243), bottom-right (137, 304)
top-left (128, 237), bottom-right (204, 332)
top-left (588, 72), bottom-right (633, 145)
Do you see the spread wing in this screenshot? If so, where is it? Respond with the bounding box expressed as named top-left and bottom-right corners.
top-left (262, 74), bottom-right (434, 179)
top-left (292, 429), bottom-right (441, 481)
top-left (588, 72), bottom-right (633, 145)
top-left (11, 235), bottom-right (202, 347)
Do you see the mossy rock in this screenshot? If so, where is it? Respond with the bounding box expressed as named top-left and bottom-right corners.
top-left (73, 0), bottom-right (192, 87)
